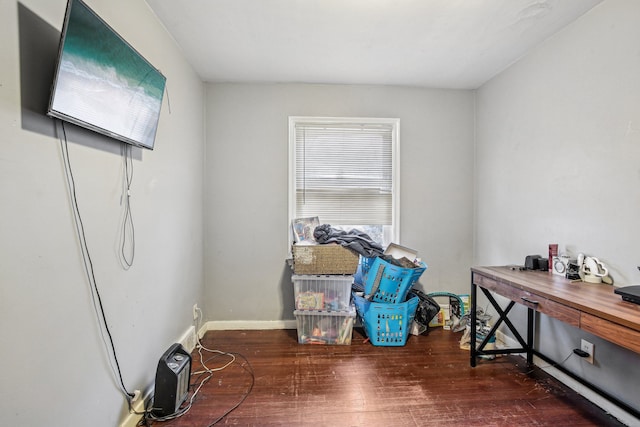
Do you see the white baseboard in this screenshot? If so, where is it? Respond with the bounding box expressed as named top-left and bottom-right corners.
top-left (119, 396), bottom-right (146, 427)
top-left (205, 319), bottom-right (297, 330)
top-left (495, 331), bottom-right (638, 426)
top-left (177, 325), bottom-right (198, 352)
top-left (495, 330), bottom-right (523, 355)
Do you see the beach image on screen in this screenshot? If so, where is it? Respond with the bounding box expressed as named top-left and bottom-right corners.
top-left (50, 0), bottom-right (166, 149)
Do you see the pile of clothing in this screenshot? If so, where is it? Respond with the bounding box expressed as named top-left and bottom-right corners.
top-left (313, 224), bottom-right (384, 258)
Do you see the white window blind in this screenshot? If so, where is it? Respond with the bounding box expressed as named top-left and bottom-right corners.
top-left (289, 117), bottom-right (399, 244)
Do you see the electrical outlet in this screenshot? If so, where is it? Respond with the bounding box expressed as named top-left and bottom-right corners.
top-left (581, 339), bottom-right (594, 364)
top-left (192, 304), bottom-right (199, 321)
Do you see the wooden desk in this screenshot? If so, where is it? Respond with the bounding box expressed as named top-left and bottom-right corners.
top-left (470, 266), bottom-right (640, 417)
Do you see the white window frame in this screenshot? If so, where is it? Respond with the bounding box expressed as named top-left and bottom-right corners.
top-left (288, 116), bottom-right (400, 248)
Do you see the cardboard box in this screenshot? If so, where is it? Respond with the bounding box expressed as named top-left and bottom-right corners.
top-left (429, 304), bottom-right (450, 328)
top-left (459, 294), bottom-right (470, 316)
top-left (292, 243), bottom-right (359, 275)
top-left (384, 243), bottom-right (419, 261)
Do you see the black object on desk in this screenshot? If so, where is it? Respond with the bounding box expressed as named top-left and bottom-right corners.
top-left (614, 285), bottom-right (640, 305)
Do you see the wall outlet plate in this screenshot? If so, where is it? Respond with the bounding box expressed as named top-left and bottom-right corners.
top-left (581, 339), bottom-right (594, 364)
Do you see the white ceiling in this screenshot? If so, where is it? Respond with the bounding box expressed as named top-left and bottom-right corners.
top-left (144, 0), bottom-right (603, 89)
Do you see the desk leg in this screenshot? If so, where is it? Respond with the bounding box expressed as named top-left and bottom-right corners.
top-left (471, 284), bottom-right (532, 365)
top-left (470, 273), bottom-right (477, 367)
top-left (527, 307), bottom-right (534, 366)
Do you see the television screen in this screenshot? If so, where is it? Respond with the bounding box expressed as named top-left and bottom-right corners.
top-left (48, 0), bottom-right (166, 150)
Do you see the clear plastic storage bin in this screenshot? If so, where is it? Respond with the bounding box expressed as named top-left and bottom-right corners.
top-left (294, 306), bottom-right (356, 345)
top-left (293, 274), bottom-right (354, 311)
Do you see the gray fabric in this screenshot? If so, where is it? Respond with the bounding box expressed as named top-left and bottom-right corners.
top-left (313, 224), bottom-right (384, 258)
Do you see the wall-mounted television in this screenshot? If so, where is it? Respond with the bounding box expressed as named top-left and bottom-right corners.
top-left (48, 0), bottom-right (166, 150)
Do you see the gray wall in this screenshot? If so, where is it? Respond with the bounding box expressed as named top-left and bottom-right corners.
top-left (0, 0), bottom-right (205, 425)
top-left (476, 0), bottom-right (640, 414)
top-left (204, 83), bottom-right (475, 321)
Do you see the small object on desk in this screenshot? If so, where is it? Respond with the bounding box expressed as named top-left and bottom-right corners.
top-left (566, 261), bottom-right (581, 280)
top-left (552, 255), bottom-right (570, 276)
top-left (614, 285), bottom-right (640, 305)
top-left (538, 258), bottom-right (548, 271)
top-left (549, 244), bottom-right (558, 271)
top-left (525, 255), bottom-right (542, 270)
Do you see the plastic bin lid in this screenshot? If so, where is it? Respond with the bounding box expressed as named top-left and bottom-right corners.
top-left (384, 243), bottom-right (418, 261)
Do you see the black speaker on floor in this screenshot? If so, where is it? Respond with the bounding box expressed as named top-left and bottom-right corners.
top-left (153, 343), bottom-right (192, 416)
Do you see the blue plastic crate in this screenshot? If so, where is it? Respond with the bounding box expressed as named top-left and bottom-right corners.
top-left (353, 292), bottom-right (419, 346)
top-left (363, 256), bottom-right (427, 303)
top-left (354, 256), bottom-right (376, 286)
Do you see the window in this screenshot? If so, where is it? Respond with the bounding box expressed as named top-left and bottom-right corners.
top-left (288, 117), bottom-right (399, 247)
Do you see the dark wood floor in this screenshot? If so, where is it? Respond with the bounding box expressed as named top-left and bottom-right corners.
top-left (144, 326), bottom-right (625, 427)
